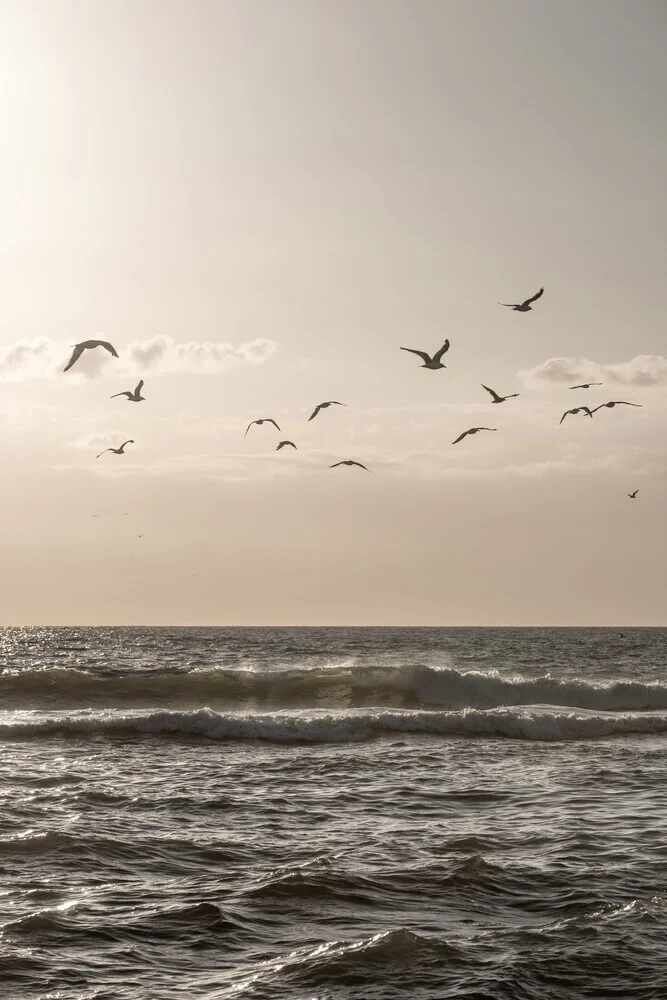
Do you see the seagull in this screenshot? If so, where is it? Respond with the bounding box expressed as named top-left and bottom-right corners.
top-left (276, 440), bottom-right (297, 450)
top-left (111, 380), bottom-right (145, 402)
top-left (245, 418), bottom-right (281, 437)
top-left (591, 401), bottom-right (642, 413)
top-left (452, 427), bottom-right (497, 444)
top-left (569, 382), bottom-right (603, 390)
top-left (330, 460), bottom-right (371, 472)
top-left (308, 401), bottom-right (346, 421)
top-left (560, 406), bottom-right (593, 424)
top-left (628, 490), bottom-right (639, 499)
top-left (499, 287), bottom-right (544, 312)
top-left (481, 384), bottom-right (519, 404)
top-left (63, 340), bottom-right (118, 372)
top-left (400, 340), bottom-right (450, 369)
top-left (96, 439), bottom-right (134, 458)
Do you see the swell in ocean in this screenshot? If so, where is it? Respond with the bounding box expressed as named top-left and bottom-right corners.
top-left (2, 662), bottom-right (667, 713)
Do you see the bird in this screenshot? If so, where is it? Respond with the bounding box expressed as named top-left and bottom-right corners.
top-left (96, 439), bottom-right (134, 458)
top-left (276, 440), bottom-right (297, 450)
top-left (308, 401), bottom-right (346, 421)
top-left (400, 340), bottom-right (450, 369)
top-left (569, 382), bottom-right (603, 390)
top-left (63, 340), bottom-right (118, 372)
top-left (560, 406), bottom-right (593, 424)
top-left (591, 401), bottom-right (642, 413)
top-left (499, 287), bottom-right (544, 312)
top-left (245, 418), bottom-right (281, 436)
top-left (481, 384), bottom-right (519, 403)
top-left (111, 380), bottom-right (145, 402)
top-left (330, 460), bottom-right (371, 471)
top-left (137, 534), bottom-right (144, 538)
top-left (452, 427), bottom-right (497, 444)
top-left (628, 490), bottom-right (639, 499)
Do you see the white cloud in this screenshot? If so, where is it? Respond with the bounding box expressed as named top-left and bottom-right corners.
top-left (0, 335), bottom-right (278, 380)
top-left (519, 354), bottom-right (667, 387)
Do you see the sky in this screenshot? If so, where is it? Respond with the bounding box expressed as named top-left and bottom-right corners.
top-left (0, 0), bottom-right (665, 626)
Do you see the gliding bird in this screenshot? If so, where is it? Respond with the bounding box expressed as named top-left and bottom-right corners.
top-left (308, 401), bottom-right (346, 421)
top-left (64, 340), bottom-right (118, 372)
top-left (499, 287), bottom-right (544, 312)
top-left (111, 380), bottom-right (145, 402)
top-left (400, 340), bottom-right (450, 369)
top-left (452, 427), bottom-right (497, 445)
top-left (96, 439), bottom-right (134, 459)
top-left (591, 401), bottom-right (642, 414)
top-left (481, 384), bottom-right (519, 403)
top-left (245, 418), bottom-right (281, 437)
top-left (628, 490), bottom-right (639, 499)
top-left (329, 460), bottom-right (371, 472)
top-left (569, 382), bottom-right (603, 390)
top-left (560, 406), bottom-right (593, 425)
top-left (276, 440), bottom-right (297, 450)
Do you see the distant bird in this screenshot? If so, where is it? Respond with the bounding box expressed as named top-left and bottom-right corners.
top-left (499, 287), bottom-right (544, 312)
top-left (137, 534), bottom-right (144, 538)
top-left (400, 340), bottom-right (450, 369)
top-left (330, 460), bottom-right (371, 472)
top-left (64, 340), bottom-right (118, 372)
top-left (481, 384), bottom-right (519, 404)
top-left (308, 401), bottom-right (346, 421)
top-left (560, 406), bottom-right (593, 424)
top-left (569, 382), bottom-right (603, 390)
top-left (92, 514), bottom-right (99, 519)
top-left (591, 401), bottom-right (642, 413)
top-left (276, 440), bottom-right (297, 450)
top-left (452, 427), bottom-right (497, 444)
top-left (96, 439), bottom-right (134, 459)
top-left (245, 418), bottom-right (281, 437)
top-left (111, 380), bottom-right (145, 402)
top-left (628, 490), bottom-right (639, 499)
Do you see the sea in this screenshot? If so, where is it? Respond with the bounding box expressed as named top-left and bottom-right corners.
top-left (1, 626), bottom-right (666, 1000)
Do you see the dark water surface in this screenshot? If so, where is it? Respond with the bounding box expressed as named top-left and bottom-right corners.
top-left (1, 627), bottom-right (666, 999)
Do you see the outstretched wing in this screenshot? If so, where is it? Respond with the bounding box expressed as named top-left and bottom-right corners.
top-left (110, 391), bottom-right (131, 399)
top-left (615, 401), bottom-right (642, 407)
top-left (99, 341), bottom-right (119, 358)
top-left (351, 462), bottom-right (371, 471)
top-left (244, 421), bottom-right (256, 436)
top-left (267, 419), bottom-right (281, 430)
top-left (135, 380), bottom-right (144, 393)
top-left (308, 405), bottom-right (322, 421)
top-left (120, 440), bottom-right (134, 450)
top-left (522, 287), bottom-right (544, 307)
top-left (582, 406), bottom-right (593, 417)
top-left (452, 430), bottom-right (470, 444)
top-left (481, 384), bottom-right (501, 402)
top-left (559, 409), bottom-right (572, 424)
top-left (498, 302), bottom-right (518, 308)
top-left (96, 449), bottom-right (111, 458)
top-left (432, 340), bottom-right (450, 363)
top-left (400, 347), bottom-right (431, 363)
top-left (329, 461), bottom-right (344, 468)
top-left (63, 344), bottom-right (85, 372)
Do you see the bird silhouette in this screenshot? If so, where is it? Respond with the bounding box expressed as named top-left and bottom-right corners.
top-left (276, 440), bottom-right (297, 450)
top-left (400, 341), bottom-right (450, 369)
top-left (245, 418), bottom-right (281, 437)
top-left (499, 287), bottom-right (544, 311)
top-left (591, 401), bottom-right (642, 413)
top-left (111, 380), bottom-right (145, 402)
top-left (569, 382), bottom-right (603, 389)
top-left (452, 427), bottom-right (497, 444)
top-left (560, 406), bottom-right (593, 424)
top-left (628, 490), bottom-right (639, 499)
top-left (481, 384), bottom-right (519, 403)
top-left (330, 460), bottom-right (371, 472)
top-left (64, 340), bottom-right (118, 372)
top-left (96, 439), bottom-right (134, 459)
top-left (308, 401), bottom-right (346, 421)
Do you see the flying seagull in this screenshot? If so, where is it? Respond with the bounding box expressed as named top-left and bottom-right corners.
top-left (452, 427), bottom-right (497, 445)
top-left (96, 439), bottom-right (134, 459)
top-left (481, 384), bottom-right (519, 403)
top-left (64, 340), bottom-right (118, 372)
top-left (569, 382), bottom-right (603, 390)
top-left (245, 418), bottom-right (281, 437)
top-left (330, 460), bottom-right (371, 472)
top-left (560, 406), bottom-right (593, 424)
top-left (308, 401), bottom-right (346, 421)
top-left (111, 380), bottom-right (145, 402)
top-left (400, 340), bottom-right (450, 369)
top-left (591, 401), bottom-right (642, 413)
top-left (276, 440), bottom-right (297, 450)
top-left (628, 490), bottom-right (639, 499)
top-left (499, 287), bottom-right (544, 312)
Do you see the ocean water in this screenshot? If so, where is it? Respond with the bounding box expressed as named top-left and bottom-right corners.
top-left (1, 627), bottom-right (666, 1000)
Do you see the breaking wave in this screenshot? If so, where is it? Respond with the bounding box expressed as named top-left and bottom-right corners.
top-left (2, 663), bottom-right (667, 712)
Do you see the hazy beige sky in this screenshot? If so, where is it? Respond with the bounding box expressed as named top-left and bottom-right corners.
top-left (1, 0), bottom-right (665, 625)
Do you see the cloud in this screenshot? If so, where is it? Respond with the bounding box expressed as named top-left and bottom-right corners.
top-left (519, 355), bottom-right (667, 387)
top-left (0, 335), bottom-right (278, 380)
